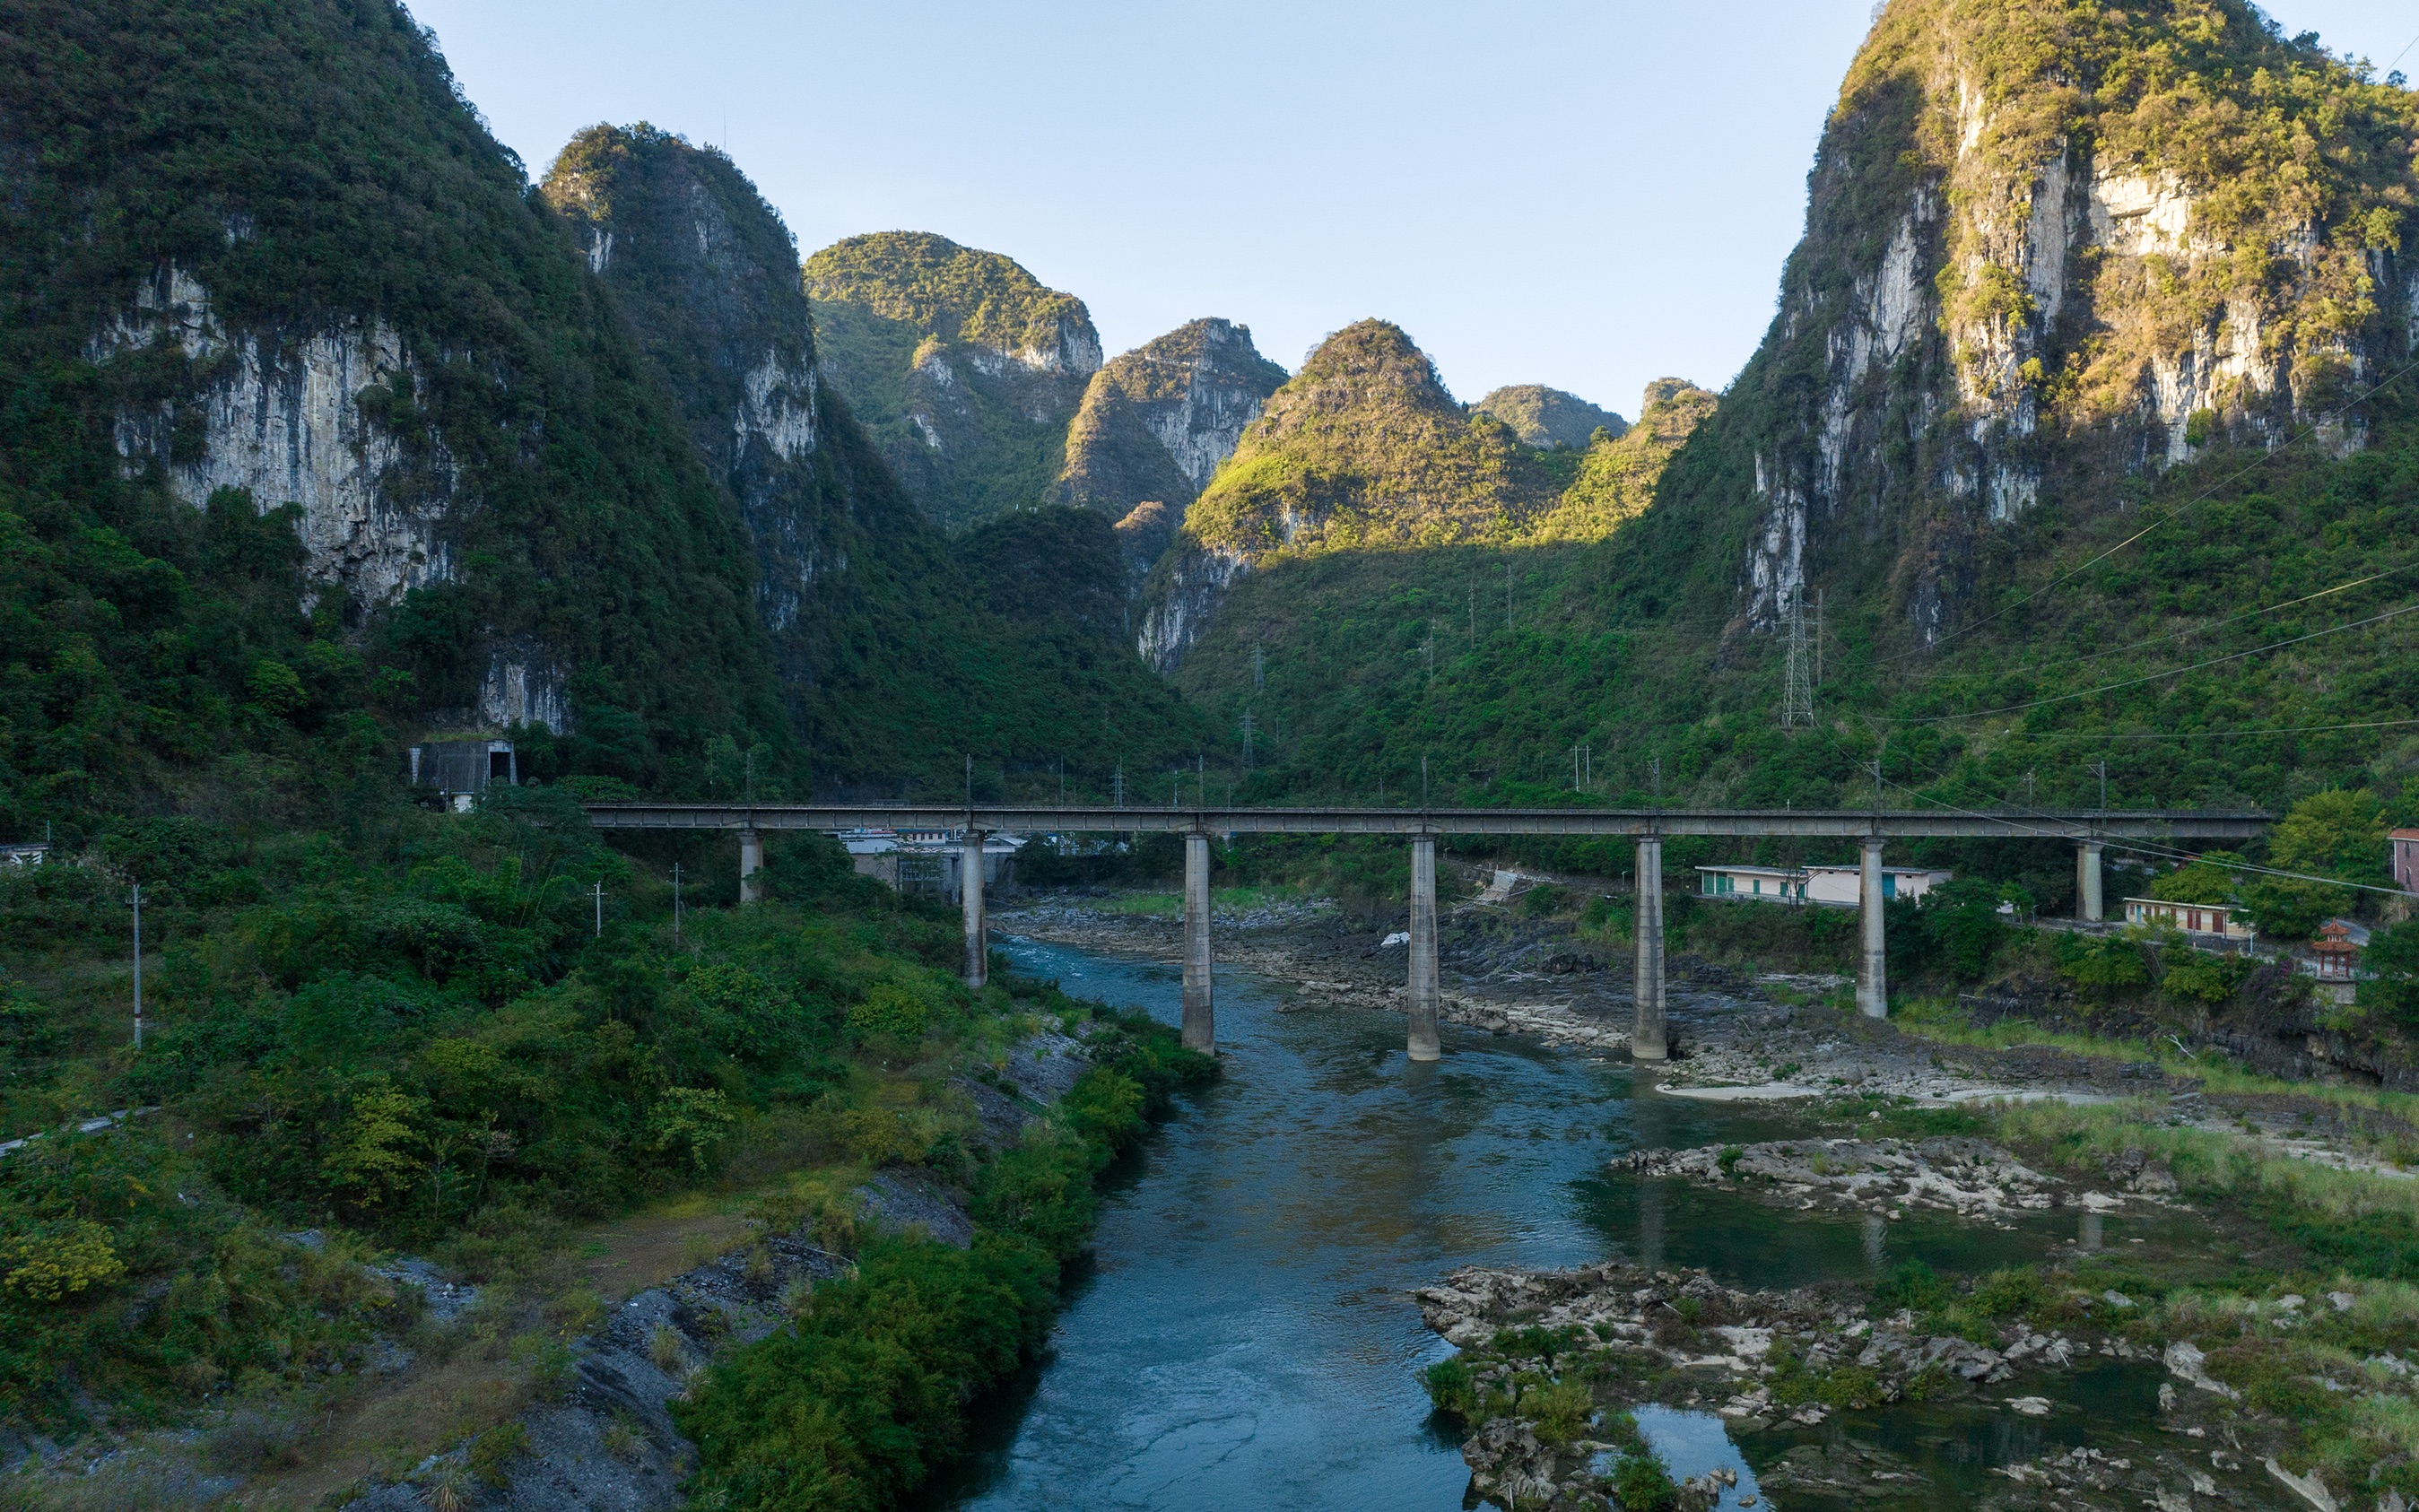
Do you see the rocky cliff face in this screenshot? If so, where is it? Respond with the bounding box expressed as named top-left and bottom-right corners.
top-left (1057, 317), bottom-right (1289, 529)
top-left (1471, 385), bottom-right (1627, 449)
top-left (92, 265), bottom-right (459, 619)
top-left (542, 126), bottom-right (852, 707)
top-left (1694, 0), bottom-right (2419, 641)
top-left (39, 0), bottom-right (789, 760)
top-left (805, 232), bottom-right (1102, 529)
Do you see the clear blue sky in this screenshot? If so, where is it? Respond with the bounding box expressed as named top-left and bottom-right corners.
top-left (408, 1), bottom-right (2419, 420)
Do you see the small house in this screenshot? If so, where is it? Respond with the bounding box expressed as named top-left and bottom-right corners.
top-left (1697, 863), bottom-right (1950, 907)
top-left (2393, 828), bottom-right (2419, 894)
top-left (409, 736), bottom-right (517, 812)
top-left (2120, 896), bottom-right (2253, 940)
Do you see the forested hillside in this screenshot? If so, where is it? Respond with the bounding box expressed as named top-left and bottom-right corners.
top-left (0, 0), bottom-right (797, 824)
top-left (538, 126), bottom-right (1205, 797)
top-left (1178, 0), bottom-right (2419, 925)
top-left (804, 232), bottom-right (1101, 532)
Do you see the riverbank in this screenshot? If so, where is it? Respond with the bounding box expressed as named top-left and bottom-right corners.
top-left (996, 888), bottom-right (2419, 1511)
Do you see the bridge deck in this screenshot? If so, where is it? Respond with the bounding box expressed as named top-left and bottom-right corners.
top-left (580, 804), bottom-right (2267, 840)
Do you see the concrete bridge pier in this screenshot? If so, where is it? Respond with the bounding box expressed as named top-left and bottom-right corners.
top-left (1183, 832), bottom-right (1214, 1053)
top-left (1407, 835), bottom-right (1440, 1061)
top-left (1858, 836), bottom-right (1887, 1018)
top-left (738, 829), bottom-right (763, 904)
top-left (2075, 839), bottom-right (2105, 923)
top-left (1632, 837), bottom-right (1666, 1062)
top-left (962, 830), bottom-right (988, 989)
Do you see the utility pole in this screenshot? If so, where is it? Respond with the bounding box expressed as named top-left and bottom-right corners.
top-left (1196, 753), bottom-right (1205, 807)
top-left (2023, 770), bottom-right (2037, 809)
top-left (1780, 587), bottom-right (1814, 728)
top-left (673, 863), bottom-right (683, 943)
top-left (1872, 735), bottom-right (1887, 812)
top-left (1573, 744), bottom-right (1582, 790)
top-left (595, 881), bottom-right (603, 938)
top-left (130, 882), bottom-right (143, 1050)
top-left (1422, 755), bottom-right (1431, 810)
top-left (1113, 762), bottom-right (1124, 809)
top-left (1240, 710), bottom-right (1255, 770)
top-left (1650, 756), bottom-right (1662, 802)
top-left (2092, 759), bottom-right (2109, 812)
top-left (1814, 587), bottom-right (1825, 691)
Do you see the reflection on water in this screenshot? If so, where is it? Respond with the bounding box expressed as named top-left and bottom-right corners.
top-left (935, 938), bottom-right (2175, 1511)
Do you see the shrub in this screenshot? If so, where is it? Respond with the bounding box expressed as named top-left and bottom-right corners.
top-left (1610, 1452), bottom-right (1677, 1510)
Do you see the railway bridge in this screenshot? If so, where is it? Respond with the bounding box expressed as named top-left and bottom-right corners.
top-left (582, 804), bottom-right (2268, 1063)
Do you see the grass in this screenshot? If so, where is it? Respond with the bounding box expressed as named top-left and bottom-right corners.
top-left (1095, 884), bottom-right (1316, 918)
top-left (1890, 995), bottom-right (2419, 1160)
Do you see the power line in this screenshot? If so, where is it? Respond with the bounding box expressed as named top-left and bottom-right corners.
top-left (1876, 769), bottom-right (2415, 902)
top-left (1971, 568), bottom-right (2401, 682)
top-left (1848, 350), bottom-right (2419, 671)
top-left (1967, 717), bottom-right (2419, 744)
top-left (1878, 600), bottom-right (2419, 726)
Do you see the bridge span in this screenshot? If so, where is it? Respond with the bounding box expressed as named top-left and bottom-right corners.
top-left (583, 804), bottom-right (2268, 1064)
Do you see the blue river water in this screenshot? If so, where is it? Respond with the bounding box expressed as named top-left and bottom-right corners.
top-left (934, 935), bottom-right (2171, 1511)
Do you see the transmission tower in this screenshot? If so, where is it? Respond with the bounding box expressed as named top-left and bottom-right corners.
top-left (1779, 587), bottom-right (1815, 728)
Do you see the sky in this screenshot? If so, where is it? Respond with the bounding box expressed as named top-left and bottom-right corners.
top-left (408, 1), bottom-right (2419, 420)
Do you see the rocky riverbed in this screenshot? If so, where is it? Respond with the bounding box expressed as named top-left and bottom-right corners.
top-left (1623, 1135), bottom-right (2177, 1223)
top-left (1415, 1258), bottom-right (2304, 1512)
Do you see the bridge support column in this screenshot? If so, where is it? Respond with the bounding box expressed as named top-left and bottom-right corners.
top-left (1632, 837), bottom-right (1666, 1061)
top-left (1182, 832), bottom-right (1214, 1053)
top-left (1407, 834), bottom-right (1440, 1062)
top-left (1858, 837), bottom-right (1888, 1018)
top-left (738, 829), bottom-right (763, 904)
top-left (2075, 839), bottom-right (2105, 924)
top-left (962, 830), bottom-right (988, 989)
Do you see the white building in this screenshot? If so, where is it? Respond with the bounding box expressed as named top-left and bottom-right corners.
top-left (2120, 896), bottom-right (2253, 941)
top-left (1696, 862), bottom-right (1952, 907)
top-left (832, 829), bottom-right (1023, 899)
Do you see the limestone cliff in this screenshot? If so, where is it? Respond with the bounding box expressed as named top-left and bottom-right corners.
top-left (48, 0), bottom-right (787, 760)
top-left (1679, 0), bottom-right (2419, 641)
top-left (1056, 317), bottom-right (1289, 530)
top-left (1472, 385), bottom-right (1627, 449)
top-left (805, 232), bottom-right (1102, 529)
top-left (543, 126), bottom-right (847, 711)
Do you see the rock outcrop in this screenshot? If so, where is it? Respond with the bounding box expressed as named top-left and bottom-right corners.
top-left (48, 2), bottom-right (792, 752)
top-left (92, 266), bottom-right (459, 618)
top-left (1670, 0), bottom-right (2419, 641)
top-left (543, 126), bottom-right (889, 719)
top-left (1056, 317), bottom-right (1288, 538)
top-left (1472, 384), bottom-right (1627, 449)
top-left (805, 231), bottom-right (1102, 529)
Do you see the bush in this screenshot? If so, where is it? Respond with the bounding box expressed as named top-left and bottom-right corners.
top-left (1610, 1453), bottom-right (1677, 1510)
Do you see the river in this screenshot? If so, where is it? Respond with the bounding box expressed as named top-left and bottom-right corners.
top-left (935, 936), bottom-right (2179, 1511)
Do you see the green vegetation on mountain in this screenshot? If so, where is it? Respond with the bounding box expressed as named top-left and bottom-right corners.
top-left (1520, 379), bottom-right (1717, 543)
top-left (535, 128), bottom-right (1203, 797)
top-left (1057, 317), bottom-right (1290, 521)
top-left (1471, 384), bottom-right (1627, 451)
top-left (0, 0), bottom-right (794, 825)
top-left (805, 233), bottom-right (1101, 530)
top-left (1184, 321), bottom-right (1562, 557)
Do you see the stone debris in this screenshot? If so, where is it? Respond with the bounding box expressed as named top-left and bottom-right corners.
top-left (2163, 1341), bottom-right (2241, 1401)
top-left (1623, 1135), bottom-right (2142, 1221)
top-left (1413, 1258), bottom-right (2145, 1508)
